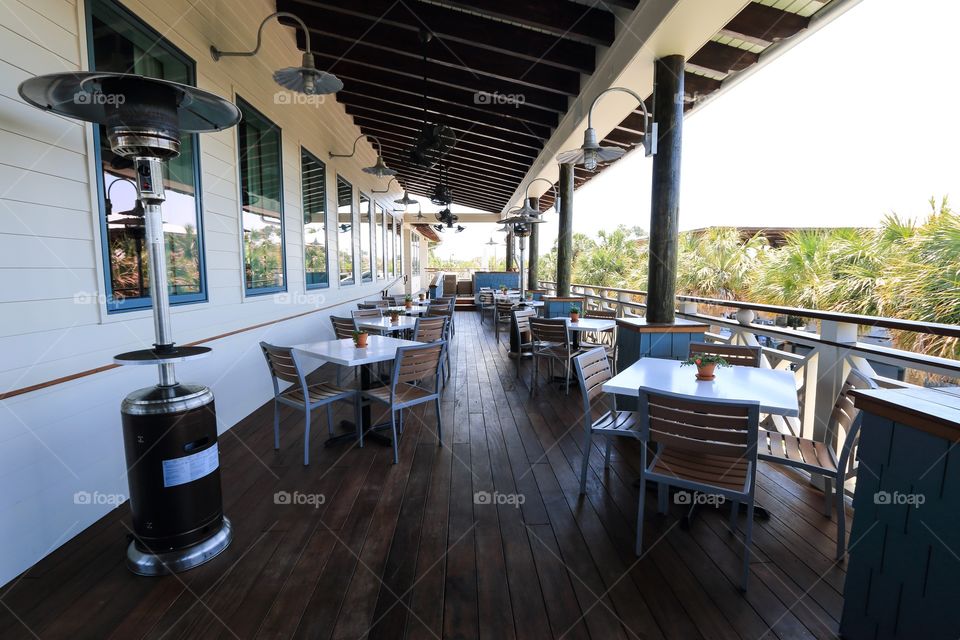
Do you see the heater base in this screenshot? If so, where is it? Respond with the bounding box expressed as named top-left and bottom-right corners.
top-left (126, 517), bottom-right (232, 576)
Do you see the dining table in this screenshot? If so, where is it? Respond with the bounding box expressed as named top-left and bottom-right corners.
top-left (603, 356), bottom-right (799, 522)
top-left (355, 315), bottom-right (419, 335)
top-left (386, 304), bottom-right (429, 315)
top-left (293, 335), bottom-right (423, 447)
top-left (566, 317), bottom-right (616, 349)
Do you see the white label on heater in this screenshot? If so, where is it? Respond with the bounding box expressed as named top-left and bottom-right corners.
top-left (162, 443), bottom-right (219, 488)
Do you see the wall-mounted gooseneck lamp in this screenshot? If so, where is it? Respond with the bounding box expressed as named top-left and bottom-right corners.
top-left (330, 134), bottom-right (397, 178)
top-left (557, 86), bottom-right (656, 171)
top-left (515, 176), bottom-right (559, 217)
top-left (211, 11), bottom-right (342, 95)
top-left (105, 177), bottom-right (143, 218)
top-left (372, 177), bottom-right (399, 194)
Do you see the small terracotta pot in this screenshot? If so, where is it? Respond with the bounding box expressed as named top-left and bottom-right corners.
top-left (418, 294), bottom-right (425, 301)
top-left (354, 332), bottom-right (369, 348)
top-left (695, 363), bottom-right (716, 380)
top-left (390, 314), bottom-right (400, 324)
top-left (570, 312), bottom-right (579, 323)
top-left (405, 301), bottom-right (413, 309)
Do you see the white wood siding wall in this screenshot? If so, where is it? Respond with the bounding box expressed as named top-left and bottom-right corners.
top-left (0, 0), bottom-right (416, 586)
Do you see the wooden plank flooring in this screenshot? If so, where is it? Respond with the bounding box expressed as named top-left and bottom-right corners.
top-left (0, 312), bottom-right (851, 639)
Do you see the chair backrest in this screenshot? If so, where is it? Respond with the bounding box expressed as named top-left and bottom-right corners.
top-left (352, 308), bottom-right (383, 319)
top-left (330, 315), bottom-right (355, 339)
top-left (427, 306), bottom-right (453, 338)
top-left (414, 316), bottom-right (447, 342)
top-left (391, 294), bottom-right (408, 305)
top-left (513, 308), bottom-right (537, 335)
top-left (688, 342), bottom-right (762, 368)
top-left (495, 300), bottom-right (515, 317)
top-left (479, 292), bottom-right (494, 305)
top-left (639, 392), bottom-right (760, 461)
top-left (260, 342), bottom-right (307, 398)
top-left (529, 317), bottom-right (569, 346)
top-left (361, 300), bottom-right (389, 308)
top-left (392, 342), bottom-right (445, 387)
top-left (573, 348), bottom-right (613, 415)
top-left (834, 368), bottom-right (878, 473)
top-left (584, 308), bottom-right (616, 319)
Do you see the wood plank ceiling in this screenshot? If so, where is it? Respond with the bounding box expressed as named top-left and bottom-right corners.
top-left (278, 0), bottom-right (829, 214)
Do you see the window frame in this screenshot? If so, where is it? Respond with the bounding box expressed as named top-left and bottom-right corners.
top-left (336, 175), bottom-right (355, 286)
top-left (85, 0), bottom-right (207, 313)
top-left (301, 147), bottom-right (329, 290)
top-left (359, 192), bottom-right (372, 283)
top-left (375, 202), bottom-right (385, 280)
top-left (236, 95), bottom-right (286, 296)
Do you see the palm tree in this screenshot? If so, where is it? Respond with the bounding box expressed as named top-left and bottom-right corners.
top-left (676, 227), bottom-right (766, 299)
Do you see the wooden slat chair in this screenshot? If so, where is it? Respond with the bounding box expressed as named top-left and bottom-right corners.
top-left (581, 308), bottom-right (618, 371)
top-left (573, 348), bottom-right (641, 492)
top-left (688, 342), bottom-right (762, 368)
top-left (260, 342), bottom-right (359, 466)
top-left (359, 300), bottom-right (389, 309)
top-left (478, 291), bottom-right (495, 324)
top-left (413, 315), bottom-right (446, 343)
top-left (431, 297), bottom-right (457, 335)
top-left (352, 308), bottom-right (385, 336)
top-left (425, 307), bottom-right (453, 383)
top-left (637, 391), bottom-right (761, 590)
top-left (360, 342), bottom-right (446, 463)
top-left (512, 308), bottom-right (538, 379)
top-left (759, 368), bottom-right (877, 559)
top-left (330, 315), bottom-right (358, 386)
top-left (493, 300), bottom-right (516, 344)
top-left (529, 317), bottom-right (581, 395)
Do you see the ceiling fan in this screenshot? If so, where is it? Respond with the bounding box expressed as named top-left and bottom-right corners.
top-left (407, 31), bottom-right (455, 170)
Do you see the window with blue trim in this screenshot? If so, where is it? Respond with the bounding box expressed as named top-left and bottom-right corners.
top-left (87, 0), bottom-right (205, 312)
top-left (301, 148), bottom-right (328, 288)
top-left (337, 176), bottom-right (355, 285)
top-left (237, 97), bottom-right (285, 294)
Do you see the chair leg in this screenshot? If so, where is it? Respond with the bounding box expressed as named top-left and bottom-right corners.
top-left (435, 398), bottom-right (443, 446)
top-left (822, 477), bottom-right (834, 517)
top-left (741, 501), bottom-right (756, 591)
top-left (356, 395), bottom-right (364, 448)
top-left (273, 400), bottom-right (280, 450)
top-left (835, 475), bottom-right (846, 560)
top-left (303, 407), bottom-right (311, 466)
top-left (657, 483), bottom-right (669, 514)
top-left (336, 365), bottom-right (342, 387)
top-left (729, 500), bottom-right (739, 532)
top-left (636, 474), bottom-right (647, 555)
top-left (578, 426), bottom-right (592, 494)
top-left (326, 404), bottom-right (334, 437)
top-left (390, 409), bottom-right (399, 464)
top-left (604, 437), bottom-right (612, 467)
top-left (565, 359), bottom-right (571, 395)
top-left (529, 355), bottom-right (537, 397)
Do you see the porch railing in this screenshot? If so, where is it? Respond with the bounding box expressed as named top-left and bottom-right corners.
top-left (539, 281), bottom-right (960, 448)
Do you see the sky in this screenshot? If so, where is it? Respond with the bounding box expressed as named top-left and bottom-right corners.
top-left (428, 0), bottom-right (960, 260)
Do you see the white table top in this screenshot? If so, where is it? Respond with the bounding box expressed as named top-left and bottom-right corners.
top-left (386, 305), bottom-right (428, 314)
top-left (602, 357), bottom-right (799, 417)
top-left (567, 318), bottom-right (616, 332)
top-left (356, 315), bottom-right (419, 333)
top-left (293, 336), bottom-right (423, 367)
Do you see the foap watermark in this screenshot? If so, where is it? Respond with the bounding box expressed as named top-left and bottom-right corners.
top-left (274, 490), bottom-right (326, 508)
top-left (74, 490), bottom-right (126, 506)
top-left (874, 490), bottom-right (925, 508)
top-left (474, 491), bottom-right (525, 508)
top-left (674, 491), bottom-right (726, 507)
top-left (473, 91), bottom-right (525, 108)
top-left (73, 90), bottom-right (125, 106)
top-left (274, 91), bottom-right (325, 107)
top-left (73, 291), bottom-right (109, 306)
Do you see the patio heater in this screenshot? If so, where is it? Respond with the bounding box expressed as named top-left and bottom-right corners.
top-left (18, 72), bottom-right (242, 576)
top-left (501, 211), bottom-right (545, 301)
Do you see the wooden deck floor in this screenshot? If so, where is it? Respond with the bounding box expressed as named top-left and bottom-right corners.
top-left (0, 312), bottom-right (850, 640)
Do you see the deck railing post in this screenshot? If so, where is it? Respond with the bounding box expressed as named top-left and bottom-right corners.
top-left (813, 320), bottom-right (858, 445)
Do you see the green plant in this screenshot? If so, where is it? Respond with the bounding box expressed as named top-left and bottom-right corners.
top-left (404, 294), bottom-right (412, 302)
top-left (570, 305), bottom-right (581, 314)
top-left (352, 329), bottom-right (368, 344)
top-left (681, 354), bottom-right (730, 368)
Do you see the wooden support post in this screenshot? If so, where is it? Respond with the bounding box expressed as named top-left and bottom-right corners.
top-left (527, 196), bottom-right (539, 290)
top-left (505, 228), bottom-right (515, 271)
top-left (557, 162), bottom-right (574, 297)
top-left (646, 55), bottom-right (685, 324)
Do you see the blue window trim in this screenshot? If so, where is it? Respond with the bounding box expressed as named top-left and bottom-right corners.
top-left (301, 146), bottom-right (329, 290)
top-left (85, 0), bottom-right (207, 313)
top-left (236, 95), bottom-right (287, 296)
top-left (359, 192), bottom-right (373, 283)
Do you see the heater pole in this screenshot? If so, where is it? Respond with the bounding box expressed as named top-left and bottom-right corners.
top-left (135, 157), bottom-right (176, 386)
top-left (526, 197), bottom-right (539, 290)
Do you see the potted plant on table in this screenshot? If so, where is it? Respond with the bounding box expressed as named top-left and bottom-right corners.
top-left (500, 285), bottom-right (507, 294)
top-left (525, 292), bottom-right (534, 302)
top-left (389, 310), bottom-right (400, 324)
top-left (569, 305), bottom-right (580, 323)
top-left (352, 329), bottom-right (369, 349)
top-left (681, 354), bottom-right (729, 381)
top-left (418, 293), bottom-right (426, 302)
top-left (404, 294), bottom-right (413, 310)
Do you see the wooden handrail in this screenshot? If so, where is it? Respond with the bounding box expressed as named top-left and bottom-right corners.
top-left (539, 280), bottom-right (960, 339)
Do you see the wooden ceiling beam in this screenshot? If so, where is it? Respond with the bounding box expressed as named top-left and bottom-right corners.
top-left (337, 77), bottom-right (559, 128)
top-left (352, 119), bottom-right (539, 163)
top-left (431, 0), bottom-right (615, 46)
top-left (380, 152), bottom-right (523, 197)
top-left (281, 10), bottom-right (581, 96)
top-left (280, 0), bottom-right (596, 74)
top-left (683, 72), bottom-right (723, 103)
top-left (689, 41), bottom-right (759, 74)
top-left (374, 136), bottom-right (531, 177)
top-left (719, 3), bottom-right (810, 46)
top-left (378, 146), bottom-right (528, 187)
top-left (342, 102), bottom-right (546, 150)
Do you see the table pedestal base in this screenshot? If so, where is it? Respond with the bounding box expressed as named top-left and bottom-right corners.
top-left (325, 420), bottom-right (392, 447)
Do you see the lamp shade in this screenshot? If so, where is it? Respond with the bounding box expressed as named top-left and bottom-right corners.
top-left (273, 54), bottom-right (343, 95)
